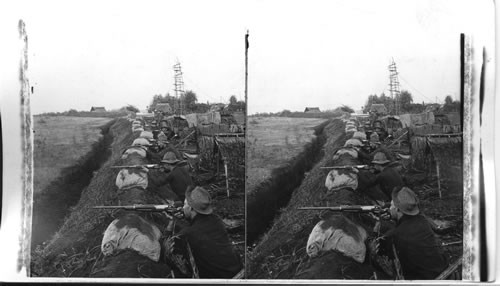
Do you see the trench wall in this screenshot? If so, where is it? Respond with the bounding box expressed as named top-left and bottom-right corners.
top-left (246, 120), bottom-right (332, 245)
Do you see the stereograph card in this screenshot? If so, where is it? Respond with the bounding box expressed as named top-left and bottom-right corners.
top-left (0, 0), bottom-right (497, 283)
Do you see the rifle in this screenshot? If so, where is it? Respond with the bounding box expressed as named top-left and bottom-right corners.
top-left (298, 205), bottom-right (389, 215)
top-left (320, 165), bottom-right (368, 170)
top-left (92, 204), bottom-right (183, 216)
top-left (174, 130), bottom-right (196, 148)
top-left (435, 255), bottom-right (462, 280)
top-left (110, 164), bottom-right (163, 169)
top-left (387, 131), bottom-right (408, 147)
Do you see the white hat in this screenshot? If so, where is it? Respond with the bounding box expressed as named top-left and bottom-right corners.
top-left (132, 138), bottom-right (152, 147)
top-left (344, 138), bottom-right (363, 147)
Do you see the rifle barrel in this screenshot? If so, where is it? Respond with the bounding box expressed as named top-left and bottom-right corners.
top-left (110, 164), bottom-right (160, 169)
top-left (320, 165), bottom-right (368, 170)
top-left (298, 206), bottom-right (377, 212)
top-left (92, 204), bottom-right (177, 211)
top-left (92, 206), bottom-right (124, 209)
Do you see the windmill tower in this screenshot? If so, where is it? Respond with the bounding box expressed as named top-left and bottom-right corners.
top-left (173, 61), bottom-right (185, 115)
top-left (388, 59), bottom-right (401, 115)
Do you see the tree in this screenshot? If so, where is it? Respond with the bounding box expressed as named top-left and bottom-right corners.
top-left (442, 95), bottom-right (460, 112)
top-left (67, 109), bottom-right (78, 116)
top-left (363, 94), bottom-right (379, 113)
top-left (193, 103), bottom-right (210, 113)
top-left (184, 90), bottom-right (198, 112)
top-left (399, 90), bottom-right (413, 105)
top-left (229, 95), bottom-right (238, 105)
top-left (445, 95), bottom-right (453, 105)
top-left (399, 90), bottom-right (413, 112)
top-left (148, 93), bottom-right (177, 113)
top-left (280, 109), bottom-right (292, 117)
top-left (379, 93), bottom-right (394, 114)
top-left (125, 105), bottom-right (139, 113)
top-left (148, 94), bottom-right (162, 112)
top-left (340, 105), bottom-right (354, 113)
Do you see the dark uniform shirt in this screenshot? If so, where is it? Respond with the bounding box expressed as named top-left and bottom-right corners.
top-left (162, 166), bottom-right (193, 202)
top-left (357, 148), bottom-right (372, 164)
top-left (356, 170), bottom-right (389, 202)
top-left (179, 214), bottom-right (242, 278)
top-left (149, 165), bottom-right (193, 202)
top-left (376, 129), bottom-right (388, 141)
top-left (367, 166), bottom-right (404, 199)
top-left (384, 214), bottom-right (448, 279)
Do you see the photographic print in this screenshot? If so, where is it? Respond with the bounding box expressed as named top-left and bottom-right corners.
top-left (245, 0), bottom-right (493, 281)
top-left (0, 0), bottom-right (496, 283)
top-left (17, 1), bottom-right (246, 279)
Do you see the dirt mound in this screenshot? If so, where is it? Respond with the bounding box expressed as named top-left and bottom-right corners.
top-left (91, 249), bottom-right (171, 278)
top-left (32, 119), bottom-right (115, 247)
top-left (31, 118), bottom-right (140, 277)
top-left (247, 119), bottom-right (353, 278)
top-left (246, 120), bottom-right (331, 245)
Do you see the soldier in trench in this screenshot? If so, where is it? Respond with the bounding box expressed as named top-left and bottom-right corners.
top-left (164, 186), bottom-right (242, 278)
top-left (361, 152), bottom-right (404, 200)
top-left (149, 151), bottom-right (194, 202)
top-left (375, 186), bottom-right (450, 280)
top-left (158, 121), bottom-right (176, 144)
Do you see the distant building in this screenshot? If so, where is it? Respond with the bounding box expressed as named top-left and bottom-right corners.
top-left (155, 103), bottom-right (172, 114)
top-left (90, 106), bottom-right (106, 112)
top-left (210, 103), bottom-right (226, 112)
top-left (369, 104), bottom-right (387, 115)
top-left (424, 103), bottom-right (441, 113)
top-left (304, 107), bottom-right (321, 113)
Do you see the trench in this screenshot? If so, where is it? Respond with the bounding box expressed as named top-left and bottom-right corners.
top-left (31, 119), bottom-right (116, 247)
top-left (246, 120), bottom-right (331, 245)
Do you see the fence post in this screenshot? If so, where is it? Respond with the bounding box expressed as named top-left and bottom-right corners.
top-left (436, 161), bottom-right (442, 198)
top-left (216, 147), bottom-right (220, 174)
top-left (224, 162), bottom-right (230, 198)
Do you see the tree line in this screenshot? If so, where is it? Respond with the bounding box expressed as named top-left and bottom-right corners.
top-left (363, 90), bottom-right (461, 114)
top-left (148, 91), bottom-right (246, 114)
top-left (38, 107), bottom-right (131, 118)
top-left (251, 90), bottom-right (460, 118)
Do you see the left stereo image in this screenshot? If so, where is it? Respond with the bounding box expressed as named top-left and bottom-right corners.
top-left (28, 23), bottom-right (247, 279)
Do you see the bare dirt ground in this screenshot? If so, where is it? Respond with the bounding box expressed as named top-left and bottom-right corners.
top-left (34, 116), bottom-right (113, 193)
top-left (246, 117), bottom-right (327, 192)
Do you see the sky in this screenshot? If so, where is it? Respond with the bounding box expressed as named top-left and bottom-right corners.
top-left (0, 0), bottom-right (495, 115)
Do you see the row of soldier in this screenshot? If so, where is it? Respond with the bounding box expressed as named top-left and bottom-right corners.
top-left (303, 117), bottom-right (456, 280)
top-left (94, 117), bottom-right (242, 278)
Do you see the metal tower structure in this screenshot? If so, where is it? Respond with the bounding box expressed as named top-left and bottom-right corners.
top-left (173, 61), bottom-right (185, 115)
top-left (388, 59), bottom-right (401, 115)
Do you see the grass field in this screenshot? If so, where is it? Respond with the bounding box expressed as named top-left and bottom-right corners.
top-left (34, 116), bottom-right (113, 194)
top-left (246, 117), bottom-right (327, 192)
